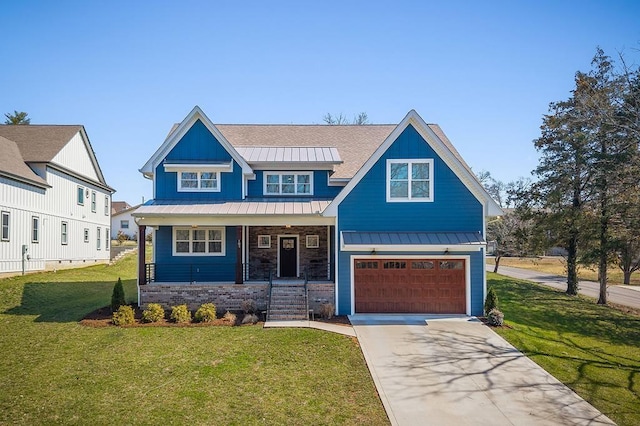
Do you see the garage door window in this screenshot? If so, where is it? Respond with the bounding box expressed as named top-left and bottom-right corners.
top-left (439, 260), bottom-right (464, 270)
top-left (356, 261), bottom-right (378, 269)
top-left (383, 261), bottom-right (406, 269)
top-left (411, 261), bottom-right (434, 269)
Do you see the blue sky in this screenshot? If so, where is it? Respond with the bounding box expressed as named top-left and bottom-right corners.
top-left (2, 1), bottom-right (639, 204)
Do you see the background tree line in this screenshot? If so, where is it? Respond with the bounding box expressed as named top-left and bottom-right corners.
top-left (485, 47), bottom-right (640, 305)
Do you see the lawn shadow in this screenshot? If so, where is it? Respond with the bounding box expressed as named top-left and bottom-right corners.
top-left (3, 279), bottom-right (137, 323)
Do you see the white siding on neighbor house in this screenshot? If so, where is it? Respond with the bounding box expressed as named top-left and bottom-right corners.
top-left (0, 166), bottom-right (111, 274)
top-left (111, 208), bottom-right (151, 239)
top-left (51, 131), bottom-right (100, 181)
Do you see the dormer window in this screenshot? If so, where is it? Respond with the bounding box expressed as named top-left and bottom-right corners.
top-left (178, 171), bottom-right (220, 192)
top-left (264, 172), bottom-right (313, 195)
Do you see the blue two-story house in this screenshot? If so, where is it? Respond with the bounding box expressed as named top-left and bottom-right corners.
top-left (133, 106), bottom-right (501, 317)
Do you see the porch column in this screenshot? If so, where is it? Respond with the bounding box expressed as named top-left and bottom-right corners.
top-left (235, 225), bottom-right (243, 284)
top-left (138, 225), bottom-right (146, 285)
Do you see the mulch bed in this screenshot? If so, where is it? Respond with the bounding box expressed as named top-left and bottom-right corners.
top-left (80, 305), bottom-right (351, 328)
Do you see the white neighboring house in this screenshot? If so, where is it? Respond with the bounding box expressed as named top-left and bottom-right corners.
top-left (0, 125), bottom-right (114, 276)
top-left (111, 204), bottom-right (151, 240)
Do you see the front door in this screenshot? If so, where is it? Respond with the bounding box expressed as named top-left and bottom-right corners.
top-left (279, 237), bottom-right (297, 278)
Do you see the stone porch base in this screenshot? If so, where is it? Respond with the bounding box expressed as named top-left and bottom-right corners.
top-left (139, 282), bottom-right (335, 313)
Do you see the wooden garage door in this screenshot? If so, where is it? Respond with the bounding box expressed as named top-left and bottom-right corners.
top-left (354, 259), bottom-right (466, 313)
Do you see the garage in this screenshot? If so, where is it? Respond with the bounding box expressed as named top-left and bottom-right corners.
top-left (354, 258), bottom-right (466, 314)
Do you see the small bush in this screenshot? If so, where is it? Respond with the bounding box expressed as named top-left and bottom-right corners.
top-left (195, 303), bottom-right (217, 323)
top-left (241, 299), bottom-right (257, 314)
top-left (319, 303), bottom-right (335, 320)
top-left (116, 231), bottom-right (128, 245)
top-left (484, 286), bottom-right (499, 315)
top-left (223, 311), bottom-right (237, 325)
top-left (112, 305), bottom-right (135, 326)
top-left (111, 278), bottom-right (126, 312)
top-left (487, 309), bottom-right (504, 326)
top-left (170, 304), bottom-right (192, 324)
top-left (241, 313), bottom-right (258, 325)
top-left (142, 303), bottom-right (165, 323)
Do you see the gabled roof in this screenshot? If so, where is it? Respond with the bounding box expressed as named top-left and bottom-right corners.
top-left (112, 203), bottom-right (141, 218)
top-left (112, 201), bottom-right (133, 214)
top-left (0, 136), bottom-right (50, 188)
top-left (140, 106), bottom-right (253, 178)
top-left (323, 110), bottom-right (503, 217)
top-left (0, 124), bottom-right (111, 190)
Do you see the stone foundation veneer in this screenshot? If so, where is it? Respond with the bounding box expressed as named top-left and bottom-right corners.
top-left (139, 283), bottom-right (335, 313)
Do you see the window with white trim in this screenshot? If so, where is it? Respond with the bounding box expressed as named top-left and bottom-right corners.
top-left (77, 186), bottom-right (85, 205)
top-left (84, 228), bottom-right (89, 243)
top-left (174, 227), bottom-right (225, 256)
top-left (121, 220), bottom-right (129, 229)
top-left (32, 216), bottom-right (39, 243)
top-left (387, 159), bottom-right (434, 202)
top-left (104, 196), bottom-right (109, 215)
top-left (91, 191), bottom-right (97, 212)
top-left (97, 227), bottom-right (101, 250)
top-left (106, 228), bottom-right (110, 249)
top-left (1, 211), bottom-right (9, 241)
top-left (61, 222), bottom-right (68, 245)
top-left (178, 171), bottom-right (219, 192)
top-left (264, 172), bottom-right (312, 195)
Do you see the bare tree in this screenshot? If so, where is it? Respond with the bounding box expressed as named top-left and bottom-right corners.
top-left (323, 112), bottom-right (369, 125)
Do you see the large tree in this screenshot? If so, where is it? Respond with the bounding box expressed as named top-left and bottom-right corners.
top-left (4, 111), bottom-right (30, 125)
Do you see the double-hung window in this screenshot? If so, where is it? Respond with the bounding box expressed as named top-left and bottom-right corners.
top-left (91, 191), bottom-right (97, 212)
top-left (174, 227), bottom-right (225, 256)
top-left (264, 172), bottom-right (312, 195)
top-left (77, 186), bottom-right (85, 205)
top-left (97, 227), bottom-right (101, 250)
top-left (84, 228), bottom-right (89, 243)
top-left (387, 159), bottom-right (434, 202)
top-left (61, 222), bottom-right (68, 245)
top-left (178, 171), bottom-right (219, 192)
top-left (106, 228), bottom-right (110, 250)
top-left (32, 216), bottom-right (39, 243)
top-left (1, 211), bottom-right (9, 241)
top-left (104, 196), bottom-right (110, 215)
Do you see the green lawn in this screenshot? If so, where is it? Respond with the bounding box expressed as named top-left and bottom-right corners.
top-left (0, 254), bottom-right (388, 425)
top-left (488, 272), bottom-right (640, 426)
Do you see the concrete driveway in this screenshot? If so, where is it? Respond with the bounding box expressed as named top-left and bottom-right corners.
top-left (350, 315), bottom-right (614, 426)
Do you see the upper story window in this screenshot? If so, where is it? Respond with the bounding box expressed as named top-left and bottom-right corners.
top-left (91, 191), bottom-right (97, 212)
top-left (173, 227), bottom-right (225, 256)
top-left (77, 186), bottom-right (85, 205)
top-left (178, 171), bottom-right (220, 192)
top-left (264, 172), bottom-right (313, 195)
top-left (104, 196), bottom-right (110, 215)
top-left (1, 211), bottom-right (9, 241)
top-left (386, 159), bottom-right (434, 202)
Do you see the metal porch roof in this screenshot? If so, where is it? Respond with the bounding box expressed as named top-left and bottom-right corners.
top-left (341, 231), bottom-right (485, 246)
top-left (133, 199), bottom-right (332, 216)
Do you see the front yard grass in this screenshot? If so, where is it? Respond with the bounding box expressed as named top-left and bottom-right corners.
top-left (0, 254), bottom-right (388, 425)
top-left (488, 272), bottom-right (640, 426)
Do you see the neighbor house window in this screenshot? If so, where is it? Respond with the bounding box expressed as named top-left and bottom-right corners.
top-left (174, 227), bottom-right (225, 256)
top-left (91, 191), bottom-right (96, 212)
top-left (61, 222), bottom-right (68, 245)
top-left (97, 227), bottom-right (101, 250)
top-left (264, 172), bottom-right (312, 195)
top-left (178, 171), bottom-right (219, 192)
top-left (387, 159), bottom-right (434, 202)
top-left (84, 228), bottom-right (89, 243)
top-left (1, 211), bottom-right (9, 241)
top-left (32, 216), bottom-right (39, 243)
top-left (121, 220), bottom-right (129, 229)
top-left (105, 228), bottom-right (110, 250)
top-left (77, 186), bottom-right (85, 205)
top-left (104, 196), bottom-right (110, 215)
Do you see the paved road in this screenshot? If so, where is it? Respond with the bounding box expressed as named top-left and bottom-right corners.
top-left (350, 315), bottom-right (613, 426)
top-left (488, 265), bottom-right (640, 310)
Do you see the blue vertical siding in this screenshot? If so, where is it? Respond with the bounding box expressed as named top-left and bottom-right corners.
top-left (155, 119), bottom-right (243, 200)
top-left (154, 225), bottom-right (237, 282)
top-left (335, 124), bottom-right (485, 315)
top-left (246, 170), bottom-right (341, 199)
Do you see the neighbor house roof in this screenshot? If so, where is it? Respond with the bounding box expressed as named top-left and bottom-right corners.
top-left (112, 201), bottom-right (133, 214)
top-left (0, 136), bottom-right (50, 188)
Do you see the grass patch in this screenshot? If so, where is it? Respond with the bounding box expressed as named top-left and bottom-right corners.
top-left (0, 253), bottom-right (388, 425)
top-left (488, 272), bottom-right (640, 426)
top-left (487, 256), bottom-right (640, 285)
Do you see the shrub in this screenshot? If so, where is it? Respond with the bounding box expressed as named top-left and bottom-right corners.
top-left (111, 278), bottom-right (126, 312)
top-left (195, 303), bottom-right (217, 323)
top-left (241, 313), bottom-right (258, 325)
top-left (487, 309), bottom-right (504, 326)
top-left (142, 303), bottom-right (165, 323)
top-left (241, 299), bottom-right (257, 314)
top-left (116, 231), bottom-right (128, 245)
top-left (319, 303), bottom-right (335, 320)
top-left (170, 304), bottom-right (192, 324)
top-left (484, 286), bottom-right (499, 315)
top-left (112, 305), bottom-right (135, 326)
top-left (223, 311), bottom-right (237, 325)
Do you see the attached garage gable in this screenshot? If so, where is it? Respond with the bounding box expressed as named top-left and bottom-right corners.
top-left (353, 257), bottom-right (467, 314)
